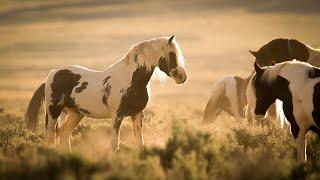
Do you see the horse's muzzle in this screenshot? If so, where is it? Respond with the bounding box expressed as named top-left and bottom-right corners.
top-left (173, 67), bottom-right (187, 84)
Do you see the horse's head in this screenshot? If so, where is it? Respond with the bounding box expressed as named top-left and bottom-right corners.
top-left (158, 35), bottom-right (187, 84)
top-left (249, 38), bottom-right (309, 67)
top-left (249, 49), bottom-right (274, 67)
top-left (247, 62), bottom-right (289, 120)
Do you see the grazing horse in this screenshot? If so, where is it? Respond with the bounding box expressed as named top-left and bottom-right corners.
top-left (249, 38), bottom-right (320, 67)
top-left (246, 60), bottom-right (320, 162)
top-left (202, 74), bottom-right (253, 123)
top-left (25, 36), bottom-right (188, 151)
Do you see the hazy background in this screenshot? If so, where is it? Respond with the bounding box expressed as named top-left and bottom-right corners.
top-left (1, 0), bottom-right (320, 139)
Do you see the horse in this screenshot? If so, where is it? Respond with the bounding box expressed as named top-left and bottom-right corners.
top-left (202, 74), bottom-right (253, 124)
top-left (248, 38), bottom-right (320, 123)
top-left (246, 60), bottom-right (320, 162)
top-left (249, 38), bottom-right (320, 67)
top-left (24, 36), bottom-right (188, 152)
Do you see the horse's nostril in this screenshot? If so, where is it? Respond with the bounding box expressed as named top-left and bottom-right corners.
top-left (178, 74), bottom-right (183, 80)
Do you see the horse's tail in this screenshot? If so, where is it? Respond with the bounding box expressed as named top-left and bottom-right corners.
top-left (25, 83), bottom-right (45, 130)
top-left (202, 78), bottom-right (225, 124)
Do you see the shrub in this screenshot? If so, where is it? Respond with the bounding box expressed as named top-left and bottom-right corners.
top-left (0, 110), bottom-right (320, 179)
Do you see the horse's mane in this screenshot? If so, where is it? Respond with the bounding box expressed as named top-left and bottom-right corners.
top-left (260, 62), bottom-right (287, 84)
top-left (261, 60), bottom-right (311, 84)
top-left (123, 37), bottom-right (185, 69)
top-left (123, 40), bottom-right (155, 69)
top-left (124, 37), bottom-right (185, 83)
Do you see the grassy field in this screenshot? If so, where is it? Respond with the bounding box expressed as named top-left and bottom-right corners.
top-left (1, 1), bottom-right (320, 179)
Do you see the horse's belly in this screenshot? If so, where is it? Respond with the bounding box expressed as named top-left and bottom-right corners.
top-left (84, 110), bottom-right (112, 119)
top-left (71, 91), bottom-right (112, 119)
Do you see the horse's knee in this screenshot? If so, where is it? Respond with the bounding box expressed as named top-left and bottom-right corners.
top-left (45, 118), bottom-right (58, 144)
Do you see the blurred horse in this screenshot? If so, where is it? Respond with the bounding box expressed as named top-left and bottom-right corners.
top-left (25, 36), bottom-right (188, 152)
top-left (202, 74), bottom-right (253, 124)
top-left (246, 61), bottom-right (320, 162)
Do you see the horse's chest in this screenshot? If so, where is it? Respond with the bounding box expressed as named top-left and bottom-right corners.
top-left (117, 87), bottom-right (149, 117)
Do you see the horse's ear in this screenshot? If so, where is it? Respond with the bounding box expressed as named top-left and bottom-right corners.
top-left (271, 61), bottom-right (276, 66)
top-left (254, 61), bottom-right (262, 73)
top-left (168, 35), bottom-right (175, 45)
top-left (249, 50), bottom-right (258, 57)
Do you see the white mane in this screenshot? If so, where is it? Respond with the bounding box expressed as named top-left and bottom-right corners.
top-left (123, 37), bottom-right (185, 69)
top-left (261, 60), bottom-right (312, 84)
top-left (260, 62), bottom-right (286, 84)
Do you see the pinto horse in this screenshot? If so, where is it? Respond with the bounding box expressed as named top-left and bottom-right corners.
top-left (248, 38), bottom-right (320, 123)
top-left (249, 38), bottom-right (320, 67)
top-left (202, 74), bottom-right (252, 124)
top-left (246, 60), bottom-right (320, 162)
top-left (25, 36), bottom-right (188, 151)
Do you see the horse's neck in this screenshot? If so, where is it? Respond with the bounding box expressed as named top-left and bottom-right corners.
top-left (104, 40), bottom-right (161, 88)
top-left (105, 56), bottom-right (156, 89)
top-left (131, 65), bottom-right (155, 89)
top-left (307, 47), bottom-right (320, 66)
top-left (244, 72), bottom-right (254, 87)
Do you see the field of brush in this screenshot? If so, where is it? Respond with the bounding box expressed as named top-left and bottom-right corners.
top-left (1, 1), bottom-right (320, 179)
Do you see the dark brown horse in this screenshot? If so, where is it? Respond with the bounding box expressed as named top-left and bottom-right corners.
top-left (249, 38), bottom-right (320, 67)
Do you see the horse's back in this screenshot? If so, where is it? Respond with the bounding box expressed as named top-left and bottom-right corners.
top-left (44, 65), bottom-right (112, 119)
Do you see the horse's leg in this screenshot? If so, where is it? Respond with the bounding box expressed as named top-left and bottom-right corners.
top-left (45, 107), bottom-right (61, 146)
top-left (131, 111), bottom-right (144, 149)
top-left (203, 95), bottom-right (225, 124)
top-left (55, 109), bottom-right (68, 144)
top-left (203, 97), bottom-right (218, 123)
top-left (296, 130), bottom-right (307, 163)
top-left (57, 109), bottom-right (68, 127)
top-left (110, 115), bottom-right (124, 152)
top-left (202, 81), bottom-right (225, 124)
top-left (245, 105), bottom-right (253, 124)
top-left (226, 84), bottom-right (243, 124)
top-left (57, 108), bottom-right (83, 151)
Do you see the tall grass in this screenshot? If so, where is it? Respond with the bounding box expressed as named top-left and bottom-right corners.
top-left (0, 110), bottom-right (319, 179)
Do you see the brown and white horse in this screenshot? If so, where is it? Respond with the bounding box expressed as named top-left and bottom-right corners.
top-left (202, 74), bottom-right (253, 124)
top-left (247, 61), bottom-right (320, 162)
top-left (25, 36), bottom-right (188, 152)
